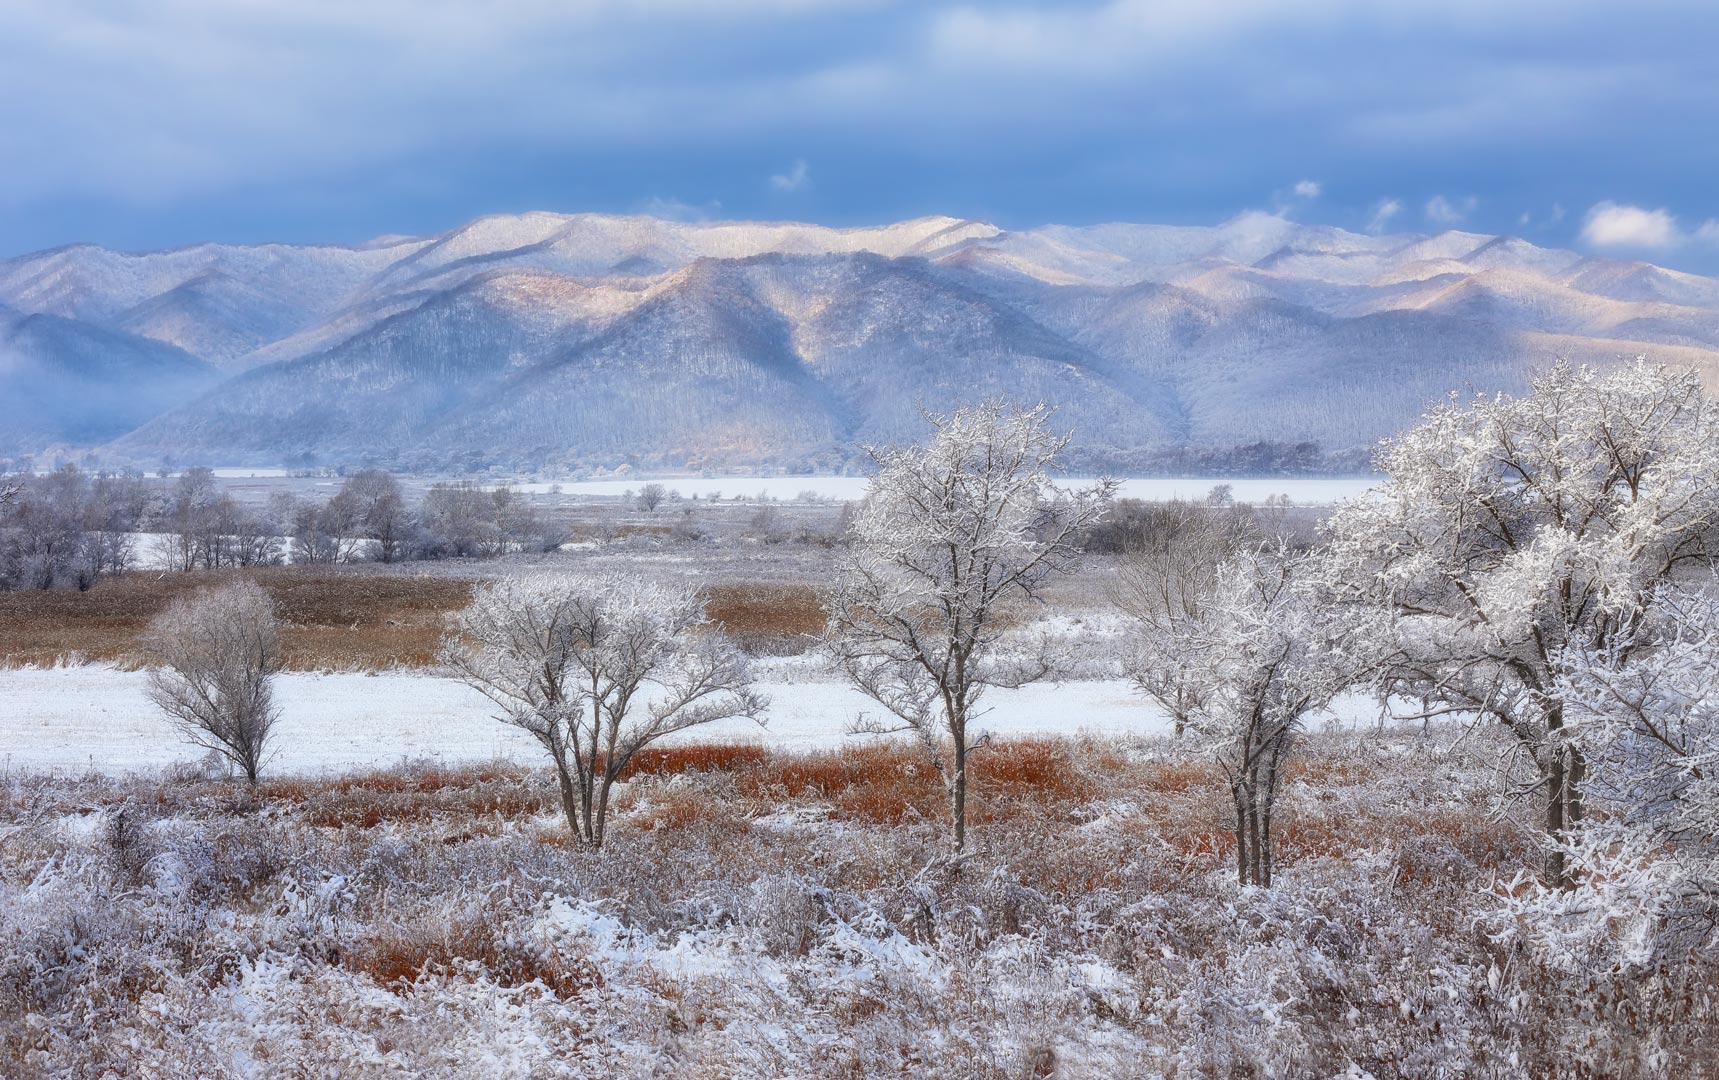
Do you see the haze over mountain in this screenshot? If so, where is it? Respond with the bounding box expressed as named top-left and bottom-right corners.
top-left (5, 211), bottom-right (1718, 474)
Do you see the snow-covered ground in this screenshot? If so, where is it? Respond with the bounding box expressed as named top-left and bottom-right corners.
top-left (0, 664), bottom-right (1387, 775)
top-left (494, 476), bottom-right (1380, 505)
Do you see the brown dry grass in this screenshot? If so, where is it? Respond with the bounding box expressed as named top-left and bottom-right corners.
top-left (0, 568), bottom-right (473, 670)
top-left (702, 583), bottom-right (826, 649)
top-left (349, 918), bottom-right (602, 999)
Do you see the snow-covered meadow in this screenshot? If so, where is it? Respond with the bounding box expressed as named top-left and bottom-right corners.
top-left (0, 662), bottom-right (1385, 775)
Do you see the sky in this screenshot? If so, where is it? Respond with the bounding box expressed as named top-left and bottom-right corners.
top-left (3, 0), bottom-right (1718, 270)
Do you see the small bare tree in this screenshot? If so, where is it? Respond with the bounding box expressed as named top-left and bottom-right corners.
top-left (144, 580), bottom-right (283, 783)
top-left (442, 572), bottom-right (765, 848)
top-left (1110, 500), bottom-right (1257, 735)
top-left (825, 401), bottom-right (1115, 855)
top-left (1137, 547), bottom-right (1360, 885)
top-left (636, 483), bottom-right (668, 512)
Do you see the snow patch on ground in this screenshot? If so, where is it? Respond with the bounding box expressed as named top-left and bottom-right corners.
top-left (0, 666), bottom-right (1386, 775)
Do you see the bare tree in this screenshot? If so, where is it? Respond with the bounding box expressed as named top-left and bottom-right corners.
top-left (330, 469), bottom-right (410, 562)
top-left (144, 580), bottom-right (284, 783)
top-left (636, 482), bottom-right (668, 512)
top-left (1110, 500), bottom-right (1256, 735)
top-left (1136, 546), bottom-right (1360, 885)
top-left (442, 572), bottom-right (765, 848)
top-left (825, 401), bottom-right (1115, 855)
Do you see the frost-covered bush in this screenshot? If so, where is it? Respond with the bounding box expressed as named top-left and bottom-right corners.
top-left (3, 736), bottom-right (1716, 1078)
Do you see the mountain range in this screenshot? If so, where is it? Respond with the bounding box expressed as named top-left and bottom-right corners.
top-left (4, 211), bottom-right (1718, 473)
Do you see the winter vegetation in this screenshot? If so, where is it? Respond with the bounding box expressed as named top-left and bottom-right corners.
top-left (143, 580), bottom-right (283, 784)
top-left (5, 372), bottom-right (1719, 1073)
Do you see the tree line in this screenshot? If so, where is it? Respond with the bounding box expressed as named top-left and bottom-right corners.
top-left (0, 468), bottom-right (564, 591)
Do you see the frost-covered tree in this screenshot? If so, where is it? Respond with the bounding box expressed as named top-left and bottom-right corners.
top-left (636, 483), bottom-right (668, 512)
top-left (825, 401), bottom-right (1115, 854)
top-left (442, 573), bottom-right (765, 848)
top-left (1137, 547), bottom-right (1357, 885)
top-left (1111, 500), bottom-right (1257, 736)
top-left (144, 580), bottom-right (283, 783)
top-left (330, 469), bottom-right (411, 562)
top-left (1322, 361), bottom-right (1719, 887)
top-left (1509, 583), bottom-right (1719, 966)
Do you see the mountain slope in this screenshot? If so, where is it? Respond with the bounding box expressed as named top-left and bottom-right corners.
top-left (7, 212), bottom-right (1719, 470)
top-left (0, 313), bottom-right (218, 450)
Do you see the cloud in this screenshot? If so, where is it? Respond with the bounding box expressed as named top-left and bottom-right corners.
top-left (1366, 198), bottom-right (1402, 234)
top-left (1580, 201), bottom-right (1679, 249)
top-left (3, 0), bottom-right (1719, 272)
top-left (769, 159), bottom-right (811, 193)
top-left (1424, 194), bottom-right (1477, 227)
top-left (635, 196), bottom-right (723, 222)
top-left (1580, 201), bottom-right (1719, 252)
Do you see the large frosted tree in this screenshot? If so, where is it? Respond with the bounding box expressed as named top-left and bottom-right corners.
top-left (825, 401), bottom-right (1115, 855)
top-left (1321, 361), bottom-right (1719, 887)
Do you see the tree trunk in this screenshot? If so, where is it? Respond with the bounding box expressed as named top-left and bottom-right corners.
top-left (951, 736), bottom-right (967, 855)
top-left (1233, 784), bottom-right (1250, 884)
top-left (1544, 747), bottom-right (1568, 889)
top-left (552, 754), bottom-right (583, 838)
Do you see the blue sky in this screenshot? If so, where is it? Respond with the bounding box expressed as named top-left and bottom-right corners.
top-left (4, 0), bottom-right (1718, 270)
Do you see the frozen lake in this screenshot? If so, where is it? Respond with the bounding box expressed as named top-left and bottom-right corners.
top-left (498, 476), bottom-right (1381, 505)
top-left (0, 665), bottom-right (1387, 776)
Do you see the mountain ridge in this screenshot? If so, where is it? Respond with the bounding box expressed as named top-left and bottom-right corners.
top-left (3, 211), bottom-right (1717, 473)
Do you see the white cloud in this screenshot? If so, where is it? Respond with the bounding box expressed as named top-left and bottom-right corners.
top-left (635, 195), bottom-right (723, 222)
top-left (769, 158), bottom-right (811, 193)
top-left (1366, 198), bottom-right (1402, 234)
top-left (1293, 179), bottom-right (1321, 199)
top-left (1580, 201), bottom-right (1680, 249)
top-left (1698, 220), bottom-right (1719, 244)
top-left (1424, 194), bottom-right (1477, 227)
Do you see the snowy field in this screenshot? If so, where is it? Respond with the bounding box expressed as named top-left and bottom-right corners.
top-left (493, 475), bottom-right (1380, 504)
top-left (0, 664), bottom-right (1386, 775)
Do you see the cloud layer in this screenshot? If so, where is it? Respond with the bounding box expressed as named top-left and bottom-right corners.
top-left (1, 0), bottom-right (1716, 269)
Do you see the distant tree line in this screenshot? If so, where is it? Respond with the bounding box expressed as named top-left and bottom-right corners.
top-left (0, 467), bottom-right (564, 591)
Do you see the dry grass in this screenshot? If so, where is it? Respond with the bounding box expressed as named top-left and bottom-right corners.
top-left (257, 763), bottom-right (546, 828)
top-left (348, 919), bottom-right (602, 999)
top-left (702, 583), bottom-right (826, 652)
top-left (0, 568), bottom-right (473, 670)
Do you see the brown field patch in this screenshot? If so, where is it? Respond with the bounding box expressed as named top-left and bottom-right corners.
top-left (0, 569), bottom-right (473, 670)
top-left (702, 583), bottom-right (826, 649)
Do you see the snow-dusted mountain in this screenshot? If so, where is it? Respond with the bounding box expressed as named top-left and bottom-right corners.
top-left (4, 211), bottom-right (1718, 471)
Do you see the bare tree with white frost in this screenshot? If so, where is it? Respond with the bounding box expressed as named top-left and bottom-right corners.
top-left (1111, 499), bottom-right (1258, 736)
top-left (1136, 545), bottom-right (1360, 885)
top-left (1321, 361), bottom-right (1719, 888)
top-left (442, 572), bottom-right (765, 848)
top-left (825, 401), bottom-right (1115, 855)
top-left (144, 579), bottom-right (283, 783)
